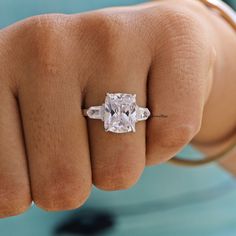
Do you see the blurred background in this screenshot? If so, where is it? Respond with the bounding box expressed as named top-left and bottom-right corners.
top-left (0, 0), bottom-right (235, 28)
top-left (0, 1), bottom-right (236, 236)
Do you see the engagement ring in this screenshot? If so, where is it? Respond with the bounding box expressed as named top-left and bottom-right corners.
top-left (83, 93), bottom-right (150, 133)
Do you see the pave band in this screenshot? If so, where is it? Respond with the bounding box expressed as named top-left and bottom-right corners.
top-left (83, 93), bottom-right (150, 133)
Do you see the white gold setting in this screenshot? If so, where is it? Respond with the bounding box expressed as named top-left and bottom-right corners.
top-left (84, 93), bottom-right (150, 133)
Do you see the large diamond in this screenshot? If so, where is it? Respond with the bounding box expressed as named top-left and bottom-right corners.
top-left (104, 93), bottom-right (137, 133)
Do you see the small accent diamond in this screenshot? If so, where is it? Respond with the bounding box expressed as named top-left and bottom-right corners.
top-left (136, 107), bottom-right (151, 121)
top-left (87, 106), bottom-right (104, 120)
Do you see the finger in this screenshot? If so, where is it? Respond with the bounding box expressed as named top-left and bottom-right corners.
top-left (19, 75), bottom-right (92, 211)
top-left (83, 14), bottom-right (150, 190)
top-left (0, 87), bottom-right (31, 218)
top-left (18, 17), bottom-right (92, 210)
top-left (146, 13), bottom-right (213, 165)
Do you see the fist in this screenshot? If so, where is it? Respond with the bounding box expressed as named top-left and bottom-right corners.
top-left (0, 0), bottom-right (221, 218)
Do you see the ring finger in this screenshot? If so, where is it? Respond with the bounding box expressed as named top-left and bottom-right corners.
top-left (83, 15), bottom-right (150, 190)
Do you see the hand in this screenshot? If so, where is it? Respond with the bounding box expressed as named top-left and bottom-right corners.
top-left (0, 0), bottom-right (235, 218)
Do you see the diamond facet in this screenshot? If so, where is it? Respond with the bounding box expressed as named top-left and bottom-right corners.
top-left (104, 93), bottom-right (137, 133)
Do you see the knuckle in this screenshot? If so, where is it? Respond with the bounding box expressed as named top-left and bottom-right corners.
top-left (0, 205), bottom-right (30, 219)
top-left (151, 4), bottom-right (210, 53)
top-left (158, 123), bottom-right (200, 150)
top-left (92, 142), bottom-right (144, 191)
top-left (138, 3), bottom-right (212, 70)
top-left (33, 180), bottom-right (91, 211)
top-left (94, 176), bottom-right (138, 191)
top-left (159, 5), bottom-right (202, 36)
top-left (147, 116), bottom-right (201, 165)
top-left (23, 12), bottom-right (124, 84)
top-left (77, 11), bottom-right (123, 64)
top-left (25, 14), bottom-right (71, 77)
top-left (94, 166), bottom-right (142, 191)
top-left (0, 183), bottom-right (31, 218)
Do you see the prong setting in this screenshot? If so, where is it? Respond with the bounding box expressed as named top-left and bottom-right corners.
top-left (85, 93), bottom-right (150, 133)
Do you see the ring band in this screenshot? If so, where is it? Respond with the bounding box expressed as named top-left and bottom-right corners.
top-left (83, 93), bottom-right (150, 133)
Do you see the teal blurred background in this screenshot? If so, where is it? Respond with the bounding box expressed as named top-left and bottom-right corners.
top-left (0, 0), bottom-right (235, 28)
top-left (0, 1), bottom-right (236, 236)
top-left (0, 0), bottom-right (147, 28)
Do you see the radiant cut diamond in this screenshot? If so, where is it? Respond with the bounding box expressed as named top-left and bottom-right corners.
top-left (85, 93), bottom-right (150, 133)
top-left (104, 93), bottom-right (138, 133)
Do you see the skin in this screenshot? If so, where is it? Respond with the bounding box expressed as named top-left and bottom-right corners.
top-left (0, 0), bottom-right (235, 218)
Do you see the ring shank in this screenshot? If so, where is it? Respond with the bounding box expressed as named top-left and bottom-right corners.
top-left (83, 109), bottom-right (88, 117)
